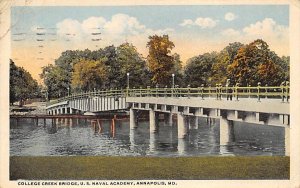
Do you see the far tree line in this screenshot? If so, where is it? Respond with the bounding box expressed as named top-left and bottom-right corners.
top-left (10, 34), bottom-right (290, 103)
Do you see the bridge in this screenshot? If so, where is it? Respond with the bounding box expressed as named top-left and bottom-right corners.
top-left (46, 85), bottom-right (290, 155)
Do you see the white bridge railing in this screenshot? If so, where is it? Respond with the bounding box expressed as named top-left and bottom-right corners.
top-left (47, 85), bottom-right (290, 107)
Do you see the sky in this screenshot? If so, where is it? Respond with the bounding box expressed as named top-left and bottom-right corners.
top-left (11, 5), bottom-right (289, 83)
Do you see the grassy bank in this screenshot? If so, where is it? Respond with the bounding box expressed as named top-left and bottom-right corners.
top-left (10, 156), bottom-right (289, 180)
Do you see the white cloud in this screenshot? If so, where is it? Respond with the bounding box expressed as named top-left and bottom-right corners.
top-left (242, 18), bottom-right (288, 39)
top-left (221, 28), bottom-right (240, 37)
top-left (195, 17), bottom-right (218, 28)
top-left (103, 14), bottom-right (146, 35)
top-left (224, 12), bottom-right (237, 21)
top-left (56, 19), bottom-right (84, 41)
top-left (55, 14), bottom-right (174, 54)
top-left (180, 17), bottom-right (218, 28)
top-left (82, 16), bottom-right (106, 34)
top-left (179, 19), bottom-right (194, 27)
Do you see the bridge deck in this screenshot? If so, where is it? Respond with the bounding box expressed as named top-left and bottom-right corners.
top-left (126, 97), bottom-right (289, 115)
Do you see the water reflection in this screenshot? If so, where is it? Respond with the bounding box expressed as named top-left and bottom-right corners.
top-left (10, 116), bottom-right (285, 156)
top-left (177, 138), bottom-right (187, 155)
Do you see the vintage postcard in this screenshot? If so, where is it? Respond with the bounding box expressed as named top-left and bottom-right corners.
top-left (1, 0), bottom-right (300, 187)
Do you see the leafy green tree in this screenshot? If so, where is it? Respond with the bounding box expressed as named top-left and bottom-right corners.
top-left (184, 52), bottom-right (217, 87)
top-left (10, 59), bottom-right (40, 106)
top-left (117, 42), bottom-right (150, 88)
top-left (171, 53), bottom-right (184, 86)
top-left (147, 35), bottom-right (175, 86)
top-left (40, 64), bottom-right (69, 99)
top-left (72, 59), bottom-right (107, 91)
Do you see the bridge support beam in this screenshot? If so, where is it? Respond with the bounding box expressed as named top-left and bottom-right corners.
top-left (130, 108), bottom-right (137, 129)
top-left (177, 113), bottom-right (188, 139)
top-left (285, 126), bottom-right (290, 156)
top-left (149, 109), bottom-right (158, 133)
top-left (220, 116), bottom-right (234, 146)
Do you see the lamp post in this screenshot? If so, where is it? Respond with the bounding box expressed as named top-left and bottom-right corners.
top-left (172, 73), bottom-right (175, 88)
top-left (126, 73), bottom-right (130, 97)
top-left (45, 90), bottom-right (48, 101)
top-left (67, 87), bottom-right (70, 96)
top-left (127, 73), bottom-right (130, 89)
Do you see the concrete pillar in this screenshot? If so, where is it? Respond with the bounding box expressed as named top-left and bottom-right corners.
top-left (177, 113), bottom-right (188, 139)
top-left (285, 126), bottom-right (290, 156)
top-left (70, 108), bottom-right (73, 114)
top-left (130, 108), bottom-right (137, 129)
top-left (177, 138), bottom-right (187, 155)
top-left (149, 133), bottom-right (156, 153)
top-left (65, 107), bottom-right (68, 114)
top-left (235, 110), bottom-right (239, 120)
top-left (255, 112), bottom-right (260, 122)
top-left (130, 128), bottom-right (135, 151)
top-left (220, 117), bottom-right (234, 146)
top-left (280, 114), bottom-right (289, 125)
top-left (149, 109), bottom-right (158, 133)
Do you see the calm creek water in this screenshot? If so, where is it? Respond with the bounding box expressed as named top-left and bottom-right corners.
top-left (10, 117), bottom-right (285, 156)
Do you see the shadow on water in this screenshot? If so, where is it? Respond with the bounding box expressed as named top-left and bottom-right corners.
top-left (10, 116), bottom-right (285, 156)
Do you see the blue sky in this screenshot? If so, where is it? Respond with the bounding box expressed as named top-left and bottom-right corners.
top-left (12, 5), bottom-right (289, 31)
top-left (11, 5), bottom-right (289, 82)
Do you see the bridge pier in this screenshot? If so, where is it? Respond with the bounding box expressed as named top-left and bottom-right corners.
top-left (149, 133), bottom-right (157, 153)
top-left (219, 116), bottom-right (234, 146)
top-left (149, 109), bottom-right (158, 133)
top-left (129, 108), bottom-right (137, 129)
top-left (130, 127), bottom-right (136, 151)
top-left (177, 112), bottom-right (188, 139)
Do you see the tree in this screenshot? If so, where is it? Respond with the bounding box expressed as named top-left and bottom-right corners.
top-left (117, 42), bottom-right (150, 88)
top-left (40, 64), bottom-right (69, 99)
top-left (211, 42), bottom-right (244, 85)
top-left (10, 59), bottom-right (40, 106)
top-left (171, 53), bottom-right (184, 86)
top-left (184, 52), bottom-right (217, 87)
top-left (227, 39), bottom-right (286, 86)
top-left (72, 59), bottom-right (107, 91)
top-left (147, 35), bottom-right (175, 86)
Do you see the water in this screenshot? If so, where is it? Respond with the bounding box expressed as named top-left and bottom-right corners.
top-left (10, 117), bottom-right (286, 156)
